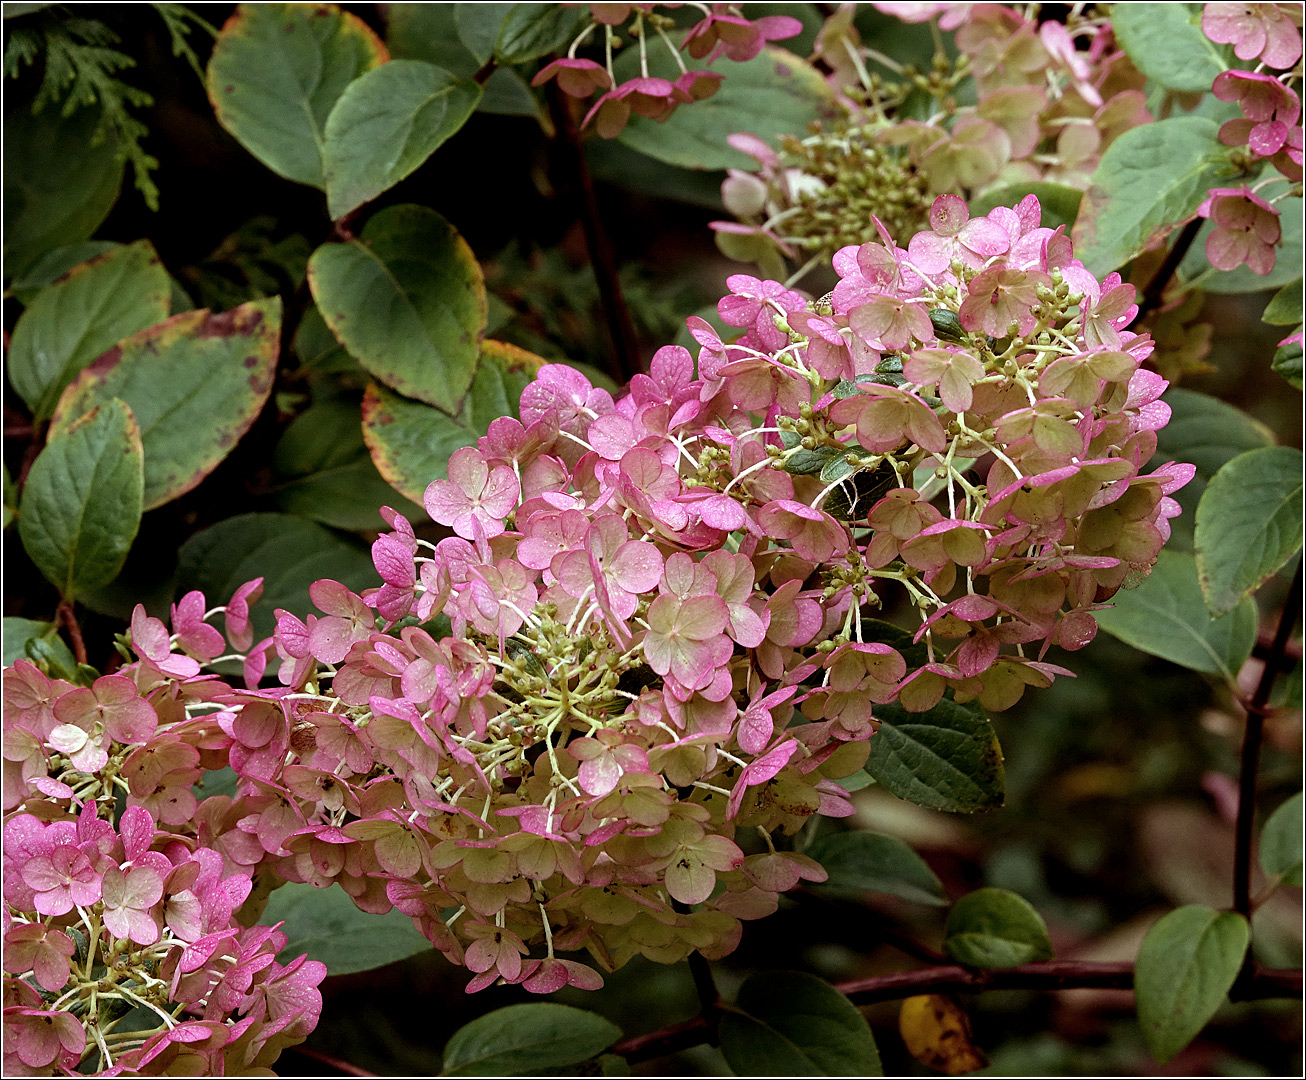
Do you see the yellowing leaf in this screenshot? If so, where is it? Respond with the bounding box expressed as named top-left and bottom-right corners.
top-left (898, 995), bottom-right (987, 1075)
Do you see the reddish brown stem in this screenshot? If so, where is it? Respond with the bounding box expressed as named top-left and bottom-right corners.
top-left (1234, 557), bottom-right (1303, 919)
top-left (1135, 216), bottom-right (1204, 323)
top-left (56, 600), bottom-right (87, 667)
top-left (611, 962), bottom-right (1303, 1064)
top-left (546, 82), bottom-right (640, 385)
top-left (281, 1045), bottom-right (376, 1077)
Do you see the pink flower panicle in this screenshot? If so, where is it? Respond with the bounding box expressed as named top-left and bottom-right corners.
top-left (3, 196), bottom-right (1190, 1043)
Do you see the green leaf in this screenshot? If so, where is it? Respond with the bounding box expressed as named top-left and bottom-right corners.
top-left (308, 204), bottom-right (487, 413)
top-left (18, 399), bottom-right (143, 599)
top-left (617, 44), bottom-right (833, 171)
top-left (1095, 549), bottom-right (1256, 680)
top-left (1195, 446), bottom-right (1303, 617)
top-left (808, 831), bottom-right (947, 906)
top-left (1180, 196), bottom-right (1305, 293)
top-left (494, 4), bottom-right (585, 64)
top-left (455, 3), bottom-right (515, 65)
top-left (944, 888), bottom-right (1054, 969)
top-left (441, 1004), bottom-right (621, 1076)
top-left (1150, 387), bottom-right (1276, 551)
top-left (323, 61), bottom-right (482, 220)
top-left (2, 618), bottom-right (76, 673)
top-left (388, 4), bottom-right (479, 72)
top-left (3, 104), bottom-right (124, 278)
top-left (176, 512), bottom-right (375, 645)
top-left (206, 2), bottom-right (387, 189)
top-left (1272, 328), bottom-right (1303, 389)
top-left (7, 240), bottom-right (122, 304)
top-left (1263, 278), bottom-right (1303, 326)
top-left (361, 339), bottom-right (539, 503)
top-left (864, 697), bottom-right (1005, 813)
top-left (50, 298), bottom-right (281, 511)
top-left (719, 971), bottom-right (883, 1077)
top-left (294, 303), bottom-right (361, 378)
top-left (1260, 791), bottom-right (1304, 887)
top-left (970, 182), bottom-right (1083, 231)
top-left (1112, 3), bottom-right (1229, 93)
top-left (259, 881), bottom-right (430, 975)
top-left (1073, 117), bottom-right (1235, 276)
top-left (1135, 906), bottom-right (1250, 1063)
top-left (272, 398), bottom-right (425, 529)
top-left (8, 241), bottom-right (172, 420)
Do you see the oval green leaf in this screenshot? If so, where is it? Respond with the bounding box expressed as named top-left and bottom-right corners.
top-left (1150, 388), bottom-right (1276, 551)
top-left (808, 831), bottom-right (947, 906)
top-left (1263, 278), bottom-right (1303, 327)
top-left (3, 104), bottom-right (124, 277)
top-left (453, 4), bottom-right (514, 65)
top-left (1272, 328), bottom-right (1303, 389)
top-left (259, 880), bottom-right (430, 975)
top-left (8, 241), bottom-right (171, 420)
top-left (323, 60), bottom-right (481, 220)
top-left (1112, 3), bottom-right (1229, 93)
top-left (616, 44), bottom-right (834, 171)
top-left (18, 399), bottom-right (143, 600)
top-left (362, 339), bottom-right (541, 502)
top-left (176, 512), bottom-right (375, 644)
top-left (206, 2), bottom-right (387, 189)
top-left (1095, 549), bottom-right (1257, 681)
top-left (864, 697), bottom-right (1005, 813)
top-left (1195, 446), bottom-right (1303, 617)
top-left (2, 618), bottom-right (76, 674)
top-left (50, 298), bottom-right (281, 510)
top-left (944, 887), bottom-right (1053, 969)
top-left (1135, 905), bottom-right (1250, 1063)
top-left (1260, 791), bottom-right (1304, 888)
top-left (441, 1003), bottom-right (621, 1076)
top-left (494, 4), bottom-right (586, 64)
top-left (719, 971), bottom-right (883, 1077)
top-left (8, 240), bottom-right (122, 305)
top-left (309, 204), bottom-right (487, 412)
top-left (273, 398), bottom-right (425, 529)
top-left (1073, 117), bottom-right (1235, 276)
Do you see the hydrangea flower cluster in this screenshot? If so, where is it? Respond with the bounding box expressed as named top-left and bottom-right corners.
top-left (3, 629), bottom-right (326, 1077)
top-left (3, 195), bottom-right (1191, 1048)
top-left (531, 3), bottom-right (802, 138)
top-left (715, 3), bottom-right (1151, 276)
top-left (1197, 4), bottom-right (1303, 276)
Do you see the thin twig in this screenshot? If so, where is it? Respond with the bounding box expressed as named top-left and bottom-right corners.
top-left (545, 82), bottom-right (641, 385)
top-left (611, 961), bottom-right (1302, 1064)
top-left (281, 1045), bottom-right (376, 1077)
top-left (1234, 557), bottom-right (1303, 919)
top-left (56, 600), bottom-right (87, 667)
top-left (1134, 217), bottom-right (1204, 323)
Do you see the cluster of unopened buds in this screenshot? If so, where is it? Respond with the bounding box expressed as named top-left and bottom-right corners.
top-left (715, 1), bottom-right (1154, 272)
top-left (3, 193), bottom-right (1192, 1071)
top-left (1196, 3), bottom-right (1303, 277)
top-left (531, 2), bottom-right (802, 137)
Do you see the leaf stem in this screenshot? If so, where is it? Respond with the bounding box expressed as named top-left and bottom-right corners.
top-left (1234, 557), bottom-right (1302, 920)
top-left (56, 599), bottom-right (87, 666)
top-left (1134, 216), bottom-right (1204, 323)
top-left (545, 82), bottom-right (641, 385)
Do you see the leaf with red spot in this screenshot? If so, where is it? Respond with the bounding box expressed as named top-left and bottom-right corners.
top-left (50, 298), bottom-right (281, 510)
top-left (206, 3), bottom-right (387, 190)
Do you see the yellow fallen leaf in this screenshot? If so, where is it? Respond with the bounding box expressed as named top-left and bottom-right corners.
top-left (898, 994), bottom-right (988, 1075)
